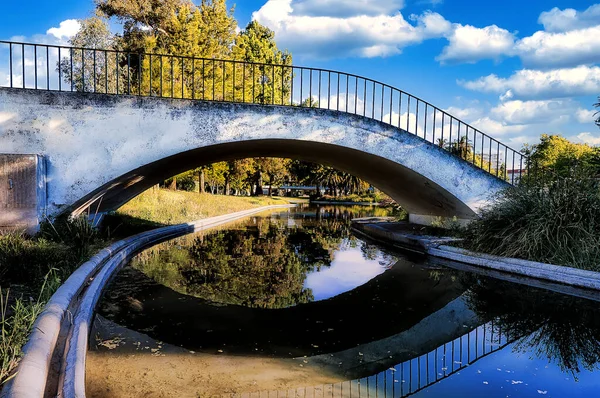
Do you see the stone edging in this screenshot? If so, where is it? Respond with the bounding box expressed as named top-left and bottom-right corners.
top-left (351, 221), bottom-right (600, 292)
top-left (1, 205), bottom-right (295, 398)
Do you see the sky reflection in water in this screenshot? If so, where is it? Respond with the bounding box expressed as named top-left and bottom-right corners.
top-left (304, 239), bottom-right (392, 301)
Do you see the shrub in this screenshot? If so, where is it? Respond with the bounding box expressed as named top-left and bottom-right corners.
top-left (39, 215), bottom-right (99, 258)
top-left (0, 234), bottom-right (70, 287)
top-left (463, 169), bottom-right (600, 270)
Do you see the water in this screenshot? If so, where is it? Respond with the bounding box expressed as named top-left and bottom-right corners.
top-left (87, 205), bottom-right (600, 398)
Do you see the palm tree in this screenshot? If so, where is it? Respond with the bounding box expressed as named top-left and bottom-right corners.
top-left (595, 96), bottom-right (600, 128)
top-left (449, 135), bottom-right (473, 160)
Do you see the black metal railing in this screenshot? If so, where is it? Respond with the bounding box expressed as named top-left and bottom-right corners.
top-left (221, 320), bottom-right (515, 398)
top-left (0, 40), bottom-right (527, 184)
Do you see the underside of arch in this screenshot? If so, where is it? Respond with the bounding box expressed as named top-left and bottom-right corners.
top-left (68, 139), bottom-right (477, 219)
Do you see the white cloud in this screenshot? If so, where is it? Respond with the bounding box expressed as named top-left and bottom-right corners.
top-left (499, 90), bottom-right (514, 101)
top-left (437, 24), bottom-right (516, 64)
top-left (516, 26), bottom-right (600, 69)
top-left (292, 0), bottom-right (404, 18)
top-left (490, 100), bottom-right (574, 125)
top-left (411, 11), bottom-right (452, 37)
top-left (255, 0), bottom-right (600, 69)
top-left (315, 93), bottom-right (366, 114)
top-left (459, 66), bottom-right (600, 100)
top-left (253, 0), bottom-right (450, 58)
top-left (440, 98), bottom-right (596, 149)
top-left (435, 4), bottom-right (600, 67)
top-left (468, 117), bottom-right (527, 136)
top-left (539, 4), bottom-right (600, 32)
top-left (576, 132), bottom-right (600, 145)
top-left (444, 105), bottom-right (485, 121)
top-left (46, 19), bottom-right (81, 40)
top-left (576, 108), bottom-right (597, 124)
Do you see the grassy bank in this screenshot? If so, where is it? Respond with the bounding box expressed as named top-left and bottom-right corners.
top-left (1, 272), bottom-right (60, 384)
top-left (0, 217), bottom-right (104, 385)
top-left (115, 188), bottom-right (290, 225)
top-left (312, 192), bottom-right (391, 204)
top-left (462, 171), bottom-right (600, 271)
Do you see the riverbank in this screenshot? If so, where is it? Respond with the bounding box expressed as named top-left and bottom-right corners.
top-left (0, 192), bottom-right (291, 387)
top-left (116, 189), bottom-right (290, 225)
top-left (0, 217), bottom-right (105, 385)
top-left (2, 205), bottom-right (297, 397)
top-left (351, 219), bottom-right (600, 294)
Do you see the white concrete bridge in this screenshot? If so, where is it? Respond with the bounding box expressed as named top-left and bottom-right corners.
top-left (0, 40), bottom-right (526, 229)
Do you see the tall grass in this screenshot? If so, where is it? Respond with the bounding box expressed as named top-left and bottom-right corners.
top-left (0, 270), bottom-right (61, 384)
top-left (463, 170), bottom-right (600, 270)
top-left (1, 216), bottom-right (101, 288)
top-left (0, 216), bottom-right (103, 385)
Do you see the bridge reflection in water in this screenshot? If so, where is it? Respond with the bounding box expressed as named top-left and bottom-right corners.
top-left (224, 321), bottom-right (513, 398)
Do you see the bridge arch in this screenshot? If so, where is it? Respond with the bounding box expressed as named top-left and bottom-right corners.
top-left (0, 88), bottom-right (506, 222)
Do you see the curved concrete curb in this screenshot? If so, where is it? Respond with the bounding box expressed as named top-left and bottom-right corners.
top-left (351, 220), bottom-right (600, 294)
top-left (429, 245), bottom-right (600, 291)
top-left (1, 204), bottom-right (294, 398)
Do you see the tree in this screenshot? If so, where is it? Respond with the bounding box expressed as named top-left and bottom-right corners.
top-left (60, 14), bottom-right (127, 93)
top-left (448, 135), bottom-right (473, 161)
top-left (204, 162), bottom-right (228, 194)
top-left (300, 97), bottom-right (319, 108)
top-left (232, 21), bottom-right (293, 105)
top-left (524, 134), bottom-right (597, 177)
top-left (94, 0), bottom-right (238, 98)
top-left (259, 158), bottom-right (290, 196)
top-left (595, 97), bottom-right (600, 128)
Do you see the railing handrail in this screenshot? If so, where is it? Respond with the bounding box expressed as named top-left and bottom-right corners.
top-left (0, 39), bottom-right (528, 183)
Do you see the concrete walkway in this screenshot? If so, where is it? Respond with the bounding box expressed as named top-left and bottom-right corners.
top-left (351, 219), bottom-right (600, 300)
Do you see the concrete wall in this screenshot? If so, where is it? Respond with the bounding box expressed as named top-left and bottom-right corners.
top-left (0, 88), bottom-right (507, 223)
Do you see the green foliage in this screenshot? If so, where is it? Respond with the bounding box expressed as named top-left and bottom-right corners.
top-left (0, 269), bottom-right (64, 385)
top-left (466, 276), bottom-right (600, 374)
top-left (133, 219), bottom-right (319, 309)
top-left (523, 134), bottom-right (599, 177)
top-left (164, 171), bottom-right (197, 192)
top-left (255, 158), bottom-right (291, 195)
top-left (68, 1), bottom-right (292, 105)
top-left (233, 21), bottom-right (293, 104)
top-left (130, 205), bottom-right (399, 311)
top-left (0, 234), bottom-right (70, 288)
top-left (39, 215), bottom-right (99, 258)
top-left (203, 162), bottom-right (228, 194)
top-left (442, 135), bottom-right (507, 180)
top-left (0, 215), bottom-right (105, 384)
top-left (59, 15), bottom-right (127, 93)
top-left (186, 224), bottom-right (313, 308)
top-left (462, 167), bottom-right (600, 270)
top-left (300, 97), bottom-right (319, 108)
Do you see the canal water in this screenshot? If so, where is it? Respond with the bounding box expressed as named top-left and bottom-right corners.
top-left (87, 205), bottom-right (600, 398)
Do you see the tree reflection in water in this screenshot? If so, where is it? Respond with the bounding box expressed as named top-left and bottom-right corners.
top-left (465, 276), bottom-right (600, 376)
top-left (131, 205), bottom-right (396, 309)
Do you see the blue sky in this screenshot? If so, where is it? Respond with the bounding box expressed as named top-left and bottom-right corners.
top-left (1, 0), bottom-right (599, 148)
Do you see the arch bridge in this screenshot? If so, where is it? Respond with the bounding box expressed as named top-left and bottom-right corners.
top-left (0, 40), bottom-right (527, 228)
